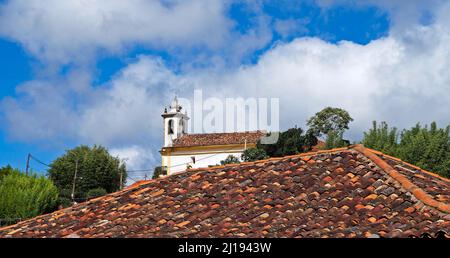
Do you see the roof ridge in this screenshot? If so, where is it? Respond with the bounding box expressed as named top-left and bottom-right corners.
top-left (354, 144), bottom-right (450, 214)
top-left (177, 130), bottom-right (266, 137)
top-left (183, 146), bottom-right (352, 173)
top-left (136, 146), bottom-right (354, 186)
top-left (364, 147), bottom-right (450, 184)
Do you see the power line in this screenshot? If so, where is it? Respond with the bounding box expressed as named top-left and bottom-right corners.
top-left (125, 145), bottom-right (242, 174)
top-left (126, 175), bottom-right (139, 183)
top-left (127, 168), bottom-right (154, 173)
top-left (30, 154), bottom-right (51, 167)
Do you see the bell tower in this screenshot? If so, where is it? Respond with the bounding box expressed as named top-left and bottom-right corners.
top-left (162, 96), bottom-right (189, 147)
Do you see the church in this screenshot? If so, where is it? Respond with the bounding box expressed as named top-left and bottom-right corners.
top-left (160, 97), bottom-right (265, 175)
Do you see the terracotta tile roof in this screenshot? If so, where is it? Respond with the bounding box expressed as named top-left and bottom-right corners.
top-left (126, 180), bottom-right (152, 189)
top-left (170, 131), bottom-right (266, 147)
top-left (0, 145), bottom-right (448, 238)
top-left (310, 140), bottom-right (325, 151)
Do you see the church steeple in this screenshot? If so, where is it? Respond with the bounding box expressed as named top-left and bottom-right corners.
top-left (162, 96), bottom-right (189, 147)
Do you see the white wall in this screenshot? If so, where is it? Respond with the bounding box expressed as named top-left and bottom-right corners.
top-left (162, 146), bottom-right (247, 175)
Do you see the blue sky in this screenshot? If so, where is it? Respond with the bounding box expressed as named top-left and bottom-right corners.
top-left (0, 0), bottom-right (449, 179)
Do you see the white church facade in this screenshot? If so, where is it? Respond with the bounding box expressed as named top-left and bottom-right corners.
top-left (160, 97), bottom-right (265, 175)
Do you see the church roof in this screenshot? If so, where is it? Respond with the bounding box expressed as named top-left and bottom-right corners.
top-left (0, 145), bottom-right (449, 238)
top-left (171, 131), bottom-right (266, 147)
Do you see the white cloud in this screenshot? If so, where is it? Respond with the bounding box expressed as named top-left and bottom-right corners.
top-left (78, 57), bottom-right (178, 145)
top-left (110, 145), bottom-right (155, 183)
top-left (274, 18), bottom-right (309, 38)
top-left (110, 145), bottom-right (155, 170)
top-left (0, 0), bottom-right (230, 63)
top-left (315, 0), bottom-right (444, 32)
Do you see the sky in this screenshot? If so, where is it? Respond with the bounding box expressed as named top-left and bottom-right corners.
top-left (0, 0), bottom-right (449, 181)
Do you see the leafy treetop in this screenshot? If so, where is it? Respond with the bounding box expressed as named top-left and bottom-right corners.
top-left (307, 107), bottom-right (354, 137)
top-left (48, 145), bottom-right (126, 201)
top-left (0, 170), bottom-right (58, 224)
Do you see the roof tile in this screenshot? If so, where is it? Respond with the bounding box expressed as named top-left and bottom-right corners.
top-left (0, 145), bottom-right (448, 238)
top-left (171, 131), bottom-right (266, 147)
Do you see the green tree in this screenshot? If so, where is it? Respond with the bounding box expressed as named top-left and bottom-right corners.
top-left (152, 166), bottom-right (166, 179)
top-left (0, 165), bottom-right (14, 181)
top-left (257, 127), bottom-right (317, 157)
top-left (48, 145), bottom-right (126, 202)
top-left (0, 171), bottom-right (58, 225)
top-left (362, 121), bottom-right (398, 155)
top-left (362, 121), bottom-right (450, 178)
top-left (220, 155), bottom-right (241, 165)
top-left (307, 107), bottom-right (354, 137)
top-left (241, 148), bottom-right (268, 162)
top-left (396, 122), bottom-right (450, 178)
top-left (324, 131), bottom-right (348, 149)
top-left (86, 188), bottom-right (107, 199)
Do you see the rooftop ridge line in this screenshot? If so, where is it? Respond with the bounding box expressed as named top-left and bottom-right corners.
top-left (178, 130), bottom-right (266, 136)
top-left (131, 146), bottom-right (354, 188)
top-left (354, 144), bottom-right (450, 214)
top-left (183, 146), bottom-right (352, 173)
top-left (364, 147), bottom-right (450, 184)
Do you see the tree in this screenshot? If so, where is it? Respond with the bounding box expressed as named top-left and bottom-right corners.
top-left (396, 122), bottom-right (450, 177)
top-left (220, 155), bottom-right (241, 165)
top-left (0, 171), bottom-right (58, 225)
top-left (0, 165), bottom-right (14, 181)
top-left (324, 131), bottom-right (348, 149)
top-left (86, 188), bottom-right (107, 199)
top-left (257, 127), bottom-right (317, 157)
top-left (307, 107), bottom-right (354, 137)
top-left (362, 121), bottom-right (450, 178)
top-left (152, 166), bottom-right (166, 179)
top-left (48, 145), bottom-right (126, 202)
top-left (241, 148), bottom-right (268, 162)
top-left (362, 121), bottom-right (398, 155)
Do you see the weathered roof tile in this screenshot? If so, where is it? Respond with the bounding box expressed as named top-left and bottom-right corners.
top-left (171, 131), bottom-right (266, 147)
top-left (0, 145), bottom-right (448, 238)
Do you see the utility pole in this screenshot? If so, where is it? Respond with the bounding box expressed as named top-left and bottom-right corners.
top-left (71, 157), bottom-right (79, 203)
top-left (119, 170), bottom-right (123, 190)
top-left (119, 158), bottom-right (128, 190)
top-left (25, 153), bottom-right (31, 176)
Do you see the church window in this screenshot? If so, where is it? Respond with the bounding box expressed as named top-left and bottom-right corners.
top-left (168, 119), bottom-right (174, 134)
top-left (180, 120), bottom-right (186, 134)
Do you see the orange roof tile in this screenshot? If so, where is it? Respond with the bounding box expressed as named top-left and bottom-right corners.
top-left (0, 145), bottom-right (448, 238)
top-left (170, 131), bottom-right (266, 147)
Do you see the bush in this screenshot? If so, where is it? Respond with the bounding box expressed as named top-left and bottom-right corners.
top-left (57, 197), bottom-right (72, 209)
top-left (241, 148), bottom-right (268, 162)
top-left (152, 166), bottom-right (166, 179)
top-left (0, 165), bottom-right (14, 182)
top-left (220, 155), bottom-right (241, 165)
top-left (0, 171), bottom-right (58, 224)
top-left (86, 188), bottom-right (107, 199)
top-left (257, 127), bottom-right (318, 157)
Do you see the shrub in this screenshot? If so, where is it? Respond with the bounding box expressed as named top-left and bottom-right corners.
top-left (241, 148), bottom-right (268, 162)
top-left (220, 155), bottom-right (241, 165)
top-left (0, 171), bottom-right (58, 224)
